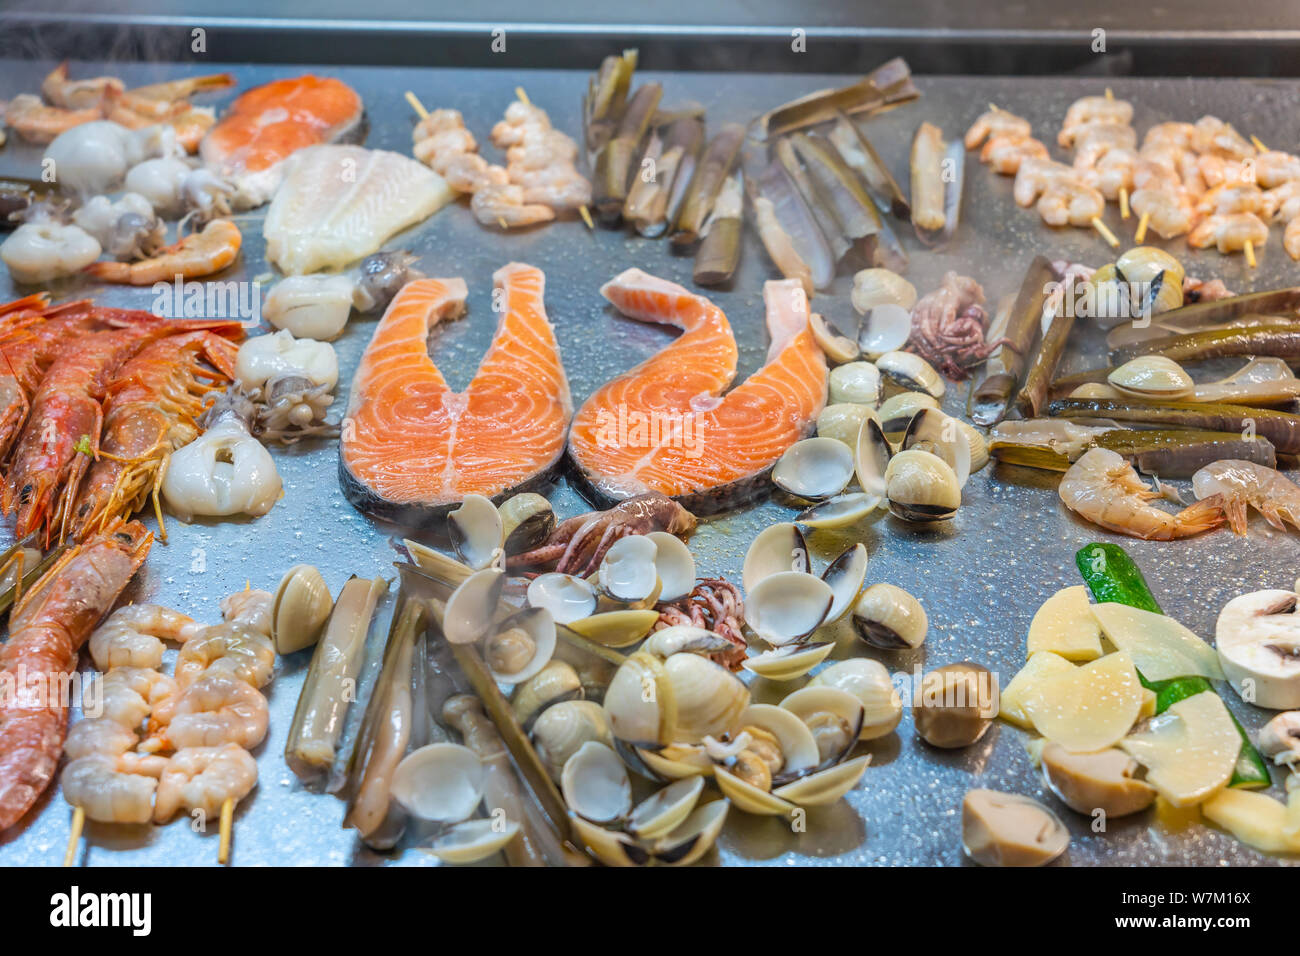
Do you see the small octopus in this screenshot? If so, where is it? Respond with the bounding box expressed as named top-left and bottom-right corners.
top-left (654, 577), bottom-right (747, 671)
top-left (508, 492), bottom-right (697, 577)
top-left (906, 271), bottom-right (1005, 379)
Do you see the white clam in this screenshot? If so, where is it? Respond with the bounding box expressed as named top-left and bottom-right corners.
top-left (448, 494), bottom-right (505, 571)
top-left (423, 818), bottom-right (521, 864)
top-left (902, 407), bottom-right (972, 489)
top-left (857, 303), bottom-right (912, 357)
top-left (526, 573), bottom-right (598, 624)
top-left (598, 534), bottom-right (660, 604)
top-left (647, 531), bottom-right (695, 603)
top-left (828, 361), bottom-right (882, 406)
top-left (742, 523), bottom-right (810, 592)
top-left (390, 743), bottom-right (484, 822)
top-left (822, 543), bottom-right (868, 624)
top-left (271, 563), bottom-right (333, 654)
top-left (810, 658), bottom-right (904, 739)
top-left (746, 571), bottom-right (833, 646)
top-left (532, 699), bottom-right (612, 781)
top-left (810, 313), bottom-right (861, 364)
top-left (771, 437), bottom-right (855, 500)
top-left (884, 449), bottom-right (961, 522)
top-left (1108, 355), bottom-right (1194, 400)
top-left (817, 403), bottom-right (879, 449)
top-left (851, 268), bottom-right (917, 315)
top-left (796, 492), bottom-right (882, 529)
top-left (565, 609), bottom-right (661, 647)
top-left (627, 776), bottom-right (705, 840)
top-left (780, 685), bottom-right (866, 764)
top-left (854, 416), bottom-right (893, 498)
top-left (742, 642), bottom-right (834, 681)
top-left (877, 391), bottom-right (939, 436)
top-left (561, 741), bottom-right (632, 823)
top-left (442, 567), bottom-right (505, 645)
top-left (876, 350), bottom-right (945, 399)
top-left (482, 606), bottom-right (556, 685)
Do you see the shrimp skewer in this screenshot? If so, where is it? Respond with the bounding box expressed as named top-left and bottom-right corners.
top-left (964, 105), bottom-right (1032, 150)
top-left (1059, 448), bottom-right (1224, 540)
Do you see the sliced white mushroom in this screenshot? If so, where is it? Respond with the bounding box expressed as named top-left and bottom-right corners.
top-left (526, 573), bottom-right (598, 625)
top-left (1258, 711), bottom-right (1300, 766)
top-left (560, 741), bottom-right (633, 823)
top-left (828, 361), bottom-right (882, 406)
top-left (1040, 743), bottom-right (1156, 818)
top-left (745, 571), bottom-right (834, 646)
top-left (390, 743), bottom-right (484, 822)
top-left (742, 523), bottom-right (809, 592)
top-left (597, 535), bottom-right (660, 604)
top-left (771, 437), bottom-right (855, 500)
top-left (1216, 589), bottom-right (1300, 709)
top-left (647, 531), bottom-right (695, 602)
top-left (442, 567), bottom-right (505, 645)
top-left (961, 789), bottom-right (1069, 867)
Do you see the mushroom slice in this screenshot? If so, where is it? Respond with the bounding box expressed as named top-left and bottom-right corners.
top-left (857, 303), bottom-right (912, 357)
top-left (627, 776), bottom-right (705, 840)
top-left (797, 492), bottom-right (882, 529)
top-left (1120, 692), bottom-right (1240, 808)
top-left (780, 686), bottom-right (865, 765)
top-left (811, 313), bottom-right (860, 364)
top-left (598, 534), bottom-right (660, 604)
top-left (851, 582), bottom-right (927, 650)
top-left (901, 407), bottom-right (972, 488)
top-left (482, 606), bottom-right (556, 685)
top-left (647, 531), bottom-right (695, 603)
top-left (821, 543), bottom-right (868, 624)
top-left (390, 743), bottom-right (484, 822)
top-left (742, 641), bottom-right (834, 681)
top-left (526, 573), bottom-right (598, 625)
top-left (442, 567), bottom-right (506, 645)
top-left (565, 609), bottom-right (661, 648)
top-left (875, 350), bottom-right (945, 399)
top-left (447, 493), bottom-right (505, 570)
top-left (560, 741), bottom-right (633, 823)
top-left (771, 437), bottom-right (856, 500)
top-left (1215, 589), bottom-right (1300, 709)
top-left (772, 754), bottom-right (871, 806)
top-left (743, 523), bottom-right (810, 593)
top-left (1041, 743), bottom-right (1156, 818)
top-left (961, 789), bottom-right (1069, 867)
top-left (854, 416), bottom-right (892, 498)
top-left (423, 818), bottom-right (522, 865)
top-left (1093, 602), bottom-right (1223, 683)
top-left (651, 799), bottom-right (729, 866)
top-left (914, 662), bottom-right (998, 748)
top-left (1021, 651), bottom-right (1143, 753)
top-left (745, 571), bottom-right (834, 646)
top-left (809, 658), bottom-right (903, 740)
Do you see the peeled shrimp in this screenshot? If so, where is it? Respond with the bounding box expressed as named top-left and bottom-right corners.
top-left (471, 183), bottom-right (555, 228)
top-left (1142, 122), bottom-right (1196, 152)
top-left (1013, 158), bottom-right (1078, 207)
top-left (1196, 182), bottom-right (1265, 218)
top-left (88, 604), bottom-right (204, 671)
top-left (980, 134), bottom-right (1048, 175)
top-left (1252, 150), bottom-right (1300, 189)
top-left (62, 753), bottom-right (166, 824)
top-left (95, 666), bottom-right (179, 728)
top-left (41, 62), bottom-right (123, 110)
top-left (1285, 217), bottom-right (1300, 260)
top-left (1192, 459), bottom-right (1300, 535)
top-left (85, 218), bottom-right (241, 284)
top-left (1059, 448), bottom-right (1224, 540)
top-left (143, 671), bottom-right (269, 752)
top-left (1037, 180), bottom-right (1105, 227)
top-left (219, 588), bottom-right (273, 636)
top-left (1129, 187), bottom-right (1195, 238)
top-left (64, 718), bottom-right (139, 761)
top-left (2, 93), bottom-right (101, 145)
top-left (0, 221), bottom-right (101, 284)
top-left (1192, 116), bottom-right (1256, 161)
top-left (153, 744), bottom-right (256, 823)
top-left (71, 193), bottom-right (164, 260)
top-left (964, 107), bottom-right (1032, 150)
top-left (1188, 212), bottom-right (1269, 253)
top-left (489, 98), bottom-right (590, 212)
top-left (490, 101), bottom-right (551, 148)
top-left (412, 108), bottom-right (508, 194)
top-left (1080, 148), bottom-right (1137, 200)
top-left (1070, 121), bottom-right (1137, 168)
top-left (1058, 95), bottom-right (1133, 147)
top-left (175, 626), bottom-right (274, 689)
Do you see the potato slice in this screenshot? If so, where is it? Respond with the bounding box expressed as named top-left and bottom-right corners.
top-left (1027, 586), bottom-right (1103, 661)
top-left (1120, 692), bottom-right (1239, 808)
top-left (999, 652), bottom-right (1075, 730)
top-left (1022, 652), bottom-right (1143, 753)
top-left (1092, 603), bottom-right (1222, 682)
top-left (1202, 789), bottom-right (1300, 854)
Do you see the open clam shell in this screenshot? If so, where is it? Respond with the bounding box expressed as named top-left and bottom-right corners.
top-left (714, 766), bottom-right (799, 815)
top-left (854, 416), bottom-right (893, 498)
top-left (570, 813), bottom-right (651, 866)
top-left (511, 659), bottom-right (583, 730)
top-left (822, 543), bottom-right (868, 623)
top-left (883, 449), bottom-right (961, 522)
top-left (448, 494), bottom-right (505, 570)
top-left (404, 538), bottom-right (473, 588)
top-left (797, 492), bottom-right (882, 529)
top-left (627, 776), bottom-right (705, 840)
top-left (498, 492), bottom-right (555, 554)
top-left (532, 699), bottom-right (612, 781)
top-left (745, 570), bottom-right (834, 646)
top-left (902, 407), bottom-right (972, 488)
top-left (565, 608), bottom-right (661, 647)
top-left (857, 302), bottom-right (912, 357)
top-left (598, 534), bottom-right (660, 604)
top-left (483, 606), bottom-right (556, 685)
top-left (635, 744), bottom-right (713, 781)
top-left (742, 641), bottom-right (834, 681)
top-left (390, 743), bottom-right (484, 823)
top-left (443, 567), bottom-right (506, 645)
top-left (605, 651), bottom-right (674, 745)
top-left (423, 818), bottom-right (521, 865)
top-left (743, 523), bottom-right (810, 592)
top-left (811, 313), bottom-right (861, 365)
top-left (643, 624), bottom-right (734, 659)
top-left (647, 531), bottom-right (696, 603)
top-left (817, 403), bottom-right (879, 449)
top-left (527, 572), bottom-right (598, 624)
top-left (810, 658), bottom-right (904, 739)
top-left (771, 437), bottom-right (856, 500)
top-left (876, 350), bottom-right (945, 399)
top-left (780, 686), bottom-right (866, 766)
top-left (877, 390), bottom-right (939, 436)
top-left (560, 740), bottom-right (633, 823)
top-left (650, 799), bottom-right (729, 865)
top-left (772, 754), bottom-right (871, 806)
top-left (740, 702), bottom-right (822, 778)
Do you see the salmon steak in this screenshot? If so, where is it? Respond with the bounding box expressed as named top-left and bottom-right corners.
top-left (567, 270), bottom-right (827, 514)
top-left (340, 263), bottom-right (572, 526)
top-left (200, 74), bottom-right (364, 209)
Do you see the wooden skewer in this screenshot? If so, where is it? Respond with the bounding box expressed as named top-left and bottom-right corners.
top-left (515, 86), bottom-right (530, 106)
top-left (404, 90), bottom-right (429, 121)
top-left (1135, 209), bottom-right (1151, 243)
top-left (63, 806), bottom-right (84, 867)
top-left (1252, 135), bottom-right (1268, 153)
top-left (1245, 239), bottom-right (1257, 268)
top-left (1092, 216), bottom-right (1120, 248)
top-left (1105, 87), bottom-right (1115, 101)
top-left (515, 84), bottom-right (594, 230)
top-left (218, 797), bottom-right (235, 864)
top-left (1119, 186), bottom-right (1130, 220)
top-left (988, 102), bottom-right (1000, 113)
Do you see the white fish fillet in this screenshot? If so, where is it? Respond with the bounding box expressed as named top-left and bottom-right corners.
top-left (264, 145), bottom-right (455, 275)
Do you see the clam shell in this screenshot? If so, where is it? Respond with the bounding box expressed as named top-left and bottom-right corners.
top-left (739, 702), bottom-right (821, 775)
top-left (442, 567), bottom-right (506, 645)
top-left (714, 767), bottom-right (797, 815)
top-left (822, 543), bottom-right (868, 624)
top-left (498, 492), bottom-right (555, 554)
top-left (627, 776), bottom-right (705, 840)
top-left (566, 608), bottom-right (660, 647)
top-left (526, 573), bottom-right (598, 624)
top-left (877, 391), bottom-right (939, 436)
top-left (902, 407), bottom-right (972, 488)
top-left (390, 743), bottom-right (484, 823)
top-left (745, 571), bottom-right (833, 646)
top-left (811, 313), bottom-right (861, 364)
top-left (597, 534), bottom-right (659, 604)
top-left (796, 492), bottom-right (882, 529)
top-left (482, 606), bottom-right (556, 685)
top-left (876, 350), bottom-right (945, 399)
top-left (884, 449), bottom-right (961, 522)
top-left (857, 303), bottom-right (912, 356)
top-left (771, 754), bottom-right (871, 806)
top-left (570, 813), bottom-right (650, 866)
top-left (851, 583), bottom-right (928, 651)
top-left (605, 651), bottom-right (674, 746)
top-left (810, 658), bottom-right (904, 739)
top-left (816, 403), bottom-right (879, 449)
top-left (771, 437), bottom-right (855, 500)
top-left (647, 531), bottom-right (695, 603)
top-left (741, 641), bottom-right (834, 681)
top-left (636, 744), bottom-right (712, 781)
top-left (422, 818), bottom-right (521, 864)
top-left (561, 741), bottom-right (632, 823)
top-left (665, 652), bottom-right (750, 743)
top-left (780, 685), bottom-right (866, 764)
top-left (828, 361), bottom-right (882, 406)
top-left (650, 799), bottom-right (729, 865)
top-left (642, 624), bottom-right (733, 659)
top-left (271, 563), bottom-right (333, 654)
top-left (448, 494), bottom-right (505, 570)
top-left (854, 416), bottom-right (893, 498)
top-left (1107, 355), bottom-right (1194, 399)
top-left (742, 523), bottom-right (810, 592)
top-left (532, 699), bottom-right (612, 781)
top-left (511, 659), bottom-right (583, 730)
top-left (404, 539), bottom-right (472, 588)
top-left (851, 268), bottom-right (917, 315)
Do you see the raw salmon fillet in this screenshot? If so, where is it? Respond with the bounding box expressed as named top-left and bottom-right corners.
top-left (568, 270), bottom-right (827, 514)
top-left (340, 264), bottom-right (572, 526)
top-left (201, 74), bottom-right (364, 209)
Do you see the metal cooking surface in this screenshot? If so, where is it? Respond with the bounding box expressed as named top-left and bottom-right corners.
top-left (0, 59), bottom-right (1296, 867)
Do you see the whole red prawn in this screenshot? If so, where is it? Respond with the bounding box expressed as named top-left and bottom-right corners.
top-left (0, 518), bottom-right (152, 830)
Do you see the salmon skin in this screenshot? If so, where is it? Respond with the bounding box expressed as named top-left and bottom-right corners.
top-left (200, 74), bottom-right (364, 209)
top-left (340, 263), bottom-right (572, 527)
top-left (567, 270), bottom-right (828, 515)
